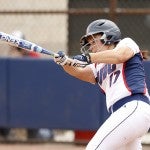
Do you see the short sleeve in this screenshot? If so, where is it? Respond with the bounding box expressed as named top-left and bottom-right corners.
top-left (116, 38), bottom-right (140, 54)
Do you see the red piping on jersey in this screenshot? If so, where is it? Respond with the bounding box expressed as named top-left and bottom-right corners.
top-left (139, 52), bottom-right (146, 94)
top-left (139, 50), bottom-right (143, 59)
top-left (122, 63), bottom-right (132, 94)
top-left (98, 81), bottom-right (105, 94)
top-left (143, 81), bottom-right (146, 94)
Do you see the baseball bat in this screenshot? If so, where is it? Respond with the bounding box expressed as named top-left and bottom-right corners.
top-left (0, 32), bottom-right (87, 67)
top-left (0, 32), bottom-right (55, 56)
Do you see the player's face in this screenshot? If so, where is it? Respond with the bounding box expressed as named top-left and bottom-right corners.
top-left (87, 34), bottom-right (107, 53)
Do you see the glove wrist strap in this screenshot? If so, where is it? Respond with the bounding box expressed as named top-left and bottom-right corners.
top-left (85, 53), bottom-right (91, 63)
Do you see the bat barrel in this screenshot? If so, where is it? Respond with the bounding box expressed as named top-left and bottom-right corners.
top-left (0, 31), bottom-right (55, 57)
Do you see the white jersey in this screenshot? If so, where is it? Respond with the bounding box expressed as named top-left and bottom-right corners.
top-left (89, 38), bottom-right (150, 110)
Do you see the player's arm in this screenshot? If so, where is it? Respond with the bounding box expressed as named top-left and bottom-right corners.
top-left (63, 64), bottom-right (96, 84)
top-left (89, 45), bottom-right (134, 64)
top-left (54, 52), bottom-right (96, 84)
top-left (89, 38), bottom-right (140, 64)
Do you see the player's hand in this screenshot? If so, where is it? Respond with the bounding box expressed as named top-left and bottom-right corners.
top-left (71, 54), bottom-right (91, 67)
top-left (54, 51), bottom-right (69, 66)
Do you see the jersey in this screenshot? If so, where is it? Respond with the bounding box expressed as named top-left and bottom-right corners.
top-left (89, 38), bottom-right (150, 110)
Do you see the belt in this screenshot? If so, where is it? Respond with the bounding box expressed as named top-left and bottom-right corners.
top-left (108, 94), bottom-right (150, 114)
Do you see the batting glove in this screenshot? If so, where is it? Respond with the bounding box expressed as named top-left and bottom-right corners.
top-left (54, 51), bottom-right (69, 66)
top-left (71, 54), bottom-right (91, 67)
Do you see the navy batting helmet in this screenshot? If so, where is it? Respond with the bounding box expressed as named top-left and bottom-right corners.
top-left (80, 19), bottom-right (121, 46)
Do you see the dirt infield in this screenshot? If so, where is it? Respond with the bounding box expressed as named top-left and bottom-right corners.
top-left (0, 143), bottom-right (149, 150)
top-left (0, 143), bottom-right (85, 150)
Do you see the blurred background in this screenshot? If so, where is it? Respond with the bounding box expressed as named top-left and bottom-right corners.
top-left (0, 0), bottom-right (149, 149)
top-left (0, 0), bottom-right (150, 56)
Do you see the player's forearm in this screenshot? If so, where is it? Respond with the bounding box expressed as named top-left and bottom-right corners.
top-left (62, 65), bottom-right (82, 78)
top-left (62, 65), bottom-right (95, 83)
top-left (90, 50), bottom-right (121, 64)
top-left (89, 47), bottom-right (134, 64)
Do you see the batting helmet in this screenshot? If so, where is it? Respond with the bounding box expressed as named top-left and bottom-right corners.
top-left (80, 19), bottom-right (121, 46)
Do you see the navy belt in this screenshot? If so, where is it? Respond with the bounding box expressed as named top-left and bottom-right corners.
top-left (108, 94), bottom-right (150, 114)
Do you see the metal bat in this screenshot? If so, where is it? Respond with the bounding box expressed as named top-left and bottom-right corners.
top-left (0, 32), bottom-right (88, 67)
top-left (0, 32), bottom-right (55, 56)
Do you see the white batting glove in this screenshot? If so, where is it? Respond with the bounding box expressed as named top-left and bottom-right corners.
top-left (71, 59), bottom-right (89, 67)
top-left (71, 54), bottom-right (90, 67)
top-left (54, 51), bottom-right (69, 66)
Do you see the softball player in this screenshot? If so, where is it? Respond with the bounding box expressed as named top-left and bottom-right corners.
top-left (54, 19), bottom-right (150, 150)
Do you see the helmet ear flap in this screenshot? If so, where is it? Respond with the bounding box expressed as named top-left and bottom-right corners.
top-left (100, 33), bottom-right (113, 45)
top-left (100, 33), bottom-right (109, 45)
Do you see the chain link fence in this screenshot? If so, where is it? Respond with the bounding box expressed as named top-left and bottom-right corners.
top-left (68, 0), bottom-right (150, 55)
top-left (0, 0), bottom-right (68, 57)
top-left (0, 0), bottom-right (150, 56)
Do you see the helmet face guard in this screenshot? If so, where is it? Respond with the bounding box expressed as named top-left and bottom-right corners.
top-left (80, 34), bottom-right (106, 54)
top-left (80, 19), bottom-right (121, 54)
